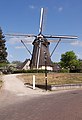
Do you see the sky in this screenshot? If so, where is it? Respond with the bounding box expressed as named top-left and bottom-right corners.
top-left (0, 0), bottom-right (82, 63)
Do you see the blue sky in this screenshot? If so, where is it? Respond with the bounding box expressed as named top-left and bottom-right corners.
top-left (0, 0), bottom-right (82, 62)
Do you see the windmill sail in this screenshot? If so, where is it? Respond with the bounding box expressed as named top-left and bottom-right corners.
top-left (29, 8), bottom-right (53, 70)
top-left (39, 8), bottom-right (44, 34)
top-left (5, 8), bottom-right (78, 70)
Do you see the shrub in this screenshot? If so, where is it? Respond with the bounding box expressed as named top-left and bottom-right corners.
top-left (59, 69), bottom-right (69, 73)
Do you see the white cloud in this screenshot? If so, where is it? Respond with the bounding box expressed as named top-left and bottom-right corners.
top-left (58, 7), bottom-right (63, 12)
top-left (7, 53), bottom-right (13, 62)
top-left (7, 37), bottom-right (20, 44)
top-left (54, 6), bottom-right (63, 12)
top-left (9, 54), bottom-right (13, 58)
top-left (29, 5), bottom-right (35, 9)
top-left (7, 37), bottom-right (34, 45)
top-left (76, 53), bottom-right (80, 58)
top-left (15, 46), bottom-right (24, 49)
top-left (71, 40), bottom-right (82, 47)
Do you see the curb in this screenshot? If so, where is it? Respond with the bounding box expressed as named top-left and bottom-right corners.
top-left (51, 84), bottom-right (82, 91)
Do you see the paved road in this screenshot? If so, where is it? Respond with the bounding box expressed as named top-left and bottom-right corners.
top-left (0, 74), bottom-right (82, 120)
top-left (0, 89), bottom-right (82, 120)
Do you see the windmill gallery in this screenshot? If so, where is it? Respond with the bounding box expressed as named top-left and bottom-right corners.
top-left (5, 8), bottom-right (77, 71)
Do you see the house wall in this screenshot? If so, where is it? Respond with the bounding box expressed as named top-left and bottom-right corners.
top-left (39, 66), bottom-right (53, 71)
top-left (22, 60), bottom-right (30, 70)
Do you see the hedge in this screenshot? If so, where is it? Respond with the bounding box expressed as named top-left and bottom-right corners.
top-left (13, 69), bottom-right (48, 73)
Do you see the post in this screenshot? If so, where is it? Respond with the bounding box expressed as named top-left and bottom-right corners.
top-left (44, 51), bottom-right (47, 91)
top-left (33, 75), bottom-right (35, 89)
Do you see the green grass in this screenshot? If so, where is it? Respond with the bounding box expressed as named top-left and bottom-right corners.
top-left (17, 73), bottom-right (82, 85)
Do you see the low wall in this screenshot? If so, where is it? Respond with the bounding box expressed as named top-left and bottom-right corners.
top-left (51, 84), bottom-right (82, 91)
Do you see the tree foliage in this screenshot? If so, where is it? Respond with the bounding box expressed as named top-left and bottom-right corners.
top-left (12, 61), bottom-right (22, 66)
top-left (0, 27), bottom-right (8, 63)
top-left (60, 51), bottom-right (79, 70)
top-left (77, 59), bottom-right (82, 71)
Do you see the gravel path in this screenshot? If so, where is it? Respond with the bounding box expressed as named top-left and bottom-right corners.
top-left (2, 74), bottom-right (45, 96)
top-left (0, 74), bottom-right (46, 108)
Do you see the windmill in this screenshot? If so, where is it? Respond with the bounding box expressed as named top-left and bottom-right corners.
top-left (5, 8), bottom-right (77, 70)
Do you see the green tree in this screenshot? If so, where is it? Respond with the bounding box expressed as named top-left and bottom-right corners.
top-left (77, 59), bottom-right (82, 72)
top-left (60, 51), bottom-right (79, 71)
top-left (12, 61), bottom-right (22, 66)
top-left (0, 27), bottom-right (7, 63)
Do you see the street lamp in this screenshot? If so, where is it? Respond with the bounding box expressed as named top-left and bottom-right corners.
top-left (44, 51), bottom-right (47, 91)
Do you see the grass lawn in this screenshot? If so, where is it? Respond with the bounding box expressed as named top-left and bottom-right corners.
top-left (17, 73), bottom-right (82, 85)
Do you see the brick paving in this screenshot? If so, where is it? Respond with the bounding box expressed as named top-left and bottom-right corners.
top-left (0, 90), bottom-right (82, 120)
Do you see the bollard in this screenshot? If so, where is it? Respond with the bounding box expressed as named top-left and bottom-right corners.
top-left (33, 75), bottom-right (35, 89)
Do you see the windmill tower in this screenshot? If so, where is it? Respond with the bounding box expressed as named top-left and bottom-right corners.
top-left (30, 37), bottom-right (52, 69)
top-left (5, 8), bottom-right (77, 70)
top-left (30, 8), bottom-right (52, 69)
